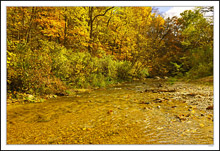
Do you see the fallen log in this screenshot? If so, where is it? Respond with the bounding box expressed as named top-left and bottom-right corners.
top-left (144, 89), bottom-right (176, 93)
top-left (157, 89), bottom-right (176, 92)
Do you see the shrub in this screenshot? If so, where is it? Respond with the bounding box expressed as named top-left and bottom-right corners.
top-left (167, 77), bottom-right (177, 85)
top-left (186, 62), bottom-right (213, 79)
top-left (116, 61), bottom-right (132, 81)
top-left (7, 41), bottom-right (68, 95)
top-left (99, 55), bottom-right (117, 79)
top-left (7, 40), bottom-right (151, 96)
top-left (136, 67), bottom-right (149, 79)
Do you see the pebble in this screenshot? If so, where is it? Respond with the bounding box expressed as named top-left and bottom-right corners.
top-left (185, 114), bottom-right (190, 117)
top-left (200, 123), bottom-right (205, 127)
top-left (155, 76), bottom-right (160, 79)
top-left (153, 98), bottom-right (163, 103)
top-left (107, 110), bottom-right (113, 114)
top-left (157, 105), bottom-right (161, 109)
top-left (206, 105), bottom-right (213, 110)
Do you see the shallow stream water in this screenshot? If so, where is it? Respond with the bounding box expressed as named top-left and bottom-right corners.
top-left (7, 79), bottom-right (213, 144)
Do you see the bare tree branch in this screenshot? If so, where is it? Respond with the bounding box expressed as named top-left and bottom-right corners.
top-left (92, 7), bottom-right (114, 23)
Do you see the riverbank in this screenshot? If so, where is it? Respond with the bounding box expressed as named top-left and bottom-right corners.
top-left (6, 76), bottom-right (213, 105)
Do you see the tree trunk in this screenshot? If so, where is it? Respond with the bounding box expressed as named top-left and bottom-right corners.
top-left (64, 7), bottom-right (67, 47)
top-left (88, 7), bottom-right (114, 54)
top-left (88, 7), bottom-right (93, 54)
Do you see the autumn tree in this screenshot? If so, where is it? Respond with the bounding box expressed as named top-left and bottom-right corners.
top-left (87, 7), bottom-right (114, 55)
top-left (6, 6), bottom-right (213, 97)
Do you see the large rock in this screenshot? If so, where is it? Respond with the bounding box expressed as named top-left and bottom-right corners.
top-left (27, 94), bottom-right (34, 100)
top-left (154, 76), bottom-right (160, 79)
top-left (163, 76), bottom-right (168, 79)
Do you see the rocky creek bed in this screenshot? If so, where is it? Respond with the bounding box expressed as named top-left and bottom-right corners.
top-left (7, 79), bottom-right (214, 144)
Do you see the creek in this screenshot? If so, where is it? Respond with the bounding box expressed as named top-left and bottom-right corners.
top-left (7, 79), bottom-right (213, 144)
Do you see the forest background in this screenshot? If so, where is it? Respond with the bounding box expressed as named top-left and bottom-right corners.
top-left (6, 6), bottom-right (213, 99)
